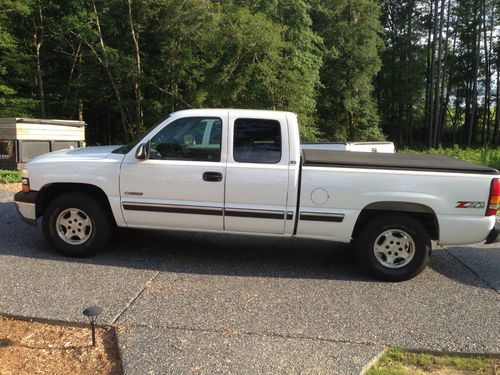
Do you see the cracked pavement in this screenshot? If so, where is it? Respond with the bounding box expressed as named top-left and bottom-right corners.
top-left (1, 188), bottom-right (499, 374)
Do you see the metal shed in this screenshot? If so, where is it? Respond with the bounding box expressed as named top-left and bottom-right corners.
top-left (0, 118), bottom-right (86, 170)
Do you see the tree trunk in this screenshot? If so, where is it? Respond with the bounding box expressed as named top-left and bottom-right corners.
top-left (432, 0), bottom-right (446, 147)
top-left (390, 39), bottom-right (397, 141)
top-left (441, 18), bottom-right (457, 143)
top-left (427, 0), bottom-right (439, 147)
top-left (90, 0), bottom-right (129, 143)
top-left (63, 41), bottom-right (82, 111)
top-left (438, 0), bottom-right (452, 145)
top-left (424, 0), bottom-right (434, 144)
top-left (464, 77), bottom-right (471, 144)
top-left (481, 0), bottom-right (492, 144)
top-left (406, 0), bottom-right (415, 147)
top-left (467, 0), bottom-right (482, 146)
top-left (453, 97), bottom-right (461, 144)
top-left (78, 47), bottom-right (84, 122)
top-left (127, 0), bottom-right (143, 134)
top-left (33, 0), bottom-right (45, 118)
top-left (494, 41), bottom-right (500, 145)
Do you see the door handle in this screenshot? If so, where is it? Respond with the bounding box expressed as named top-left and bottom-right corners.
top-left (203, 171), bottom-right (223, 182)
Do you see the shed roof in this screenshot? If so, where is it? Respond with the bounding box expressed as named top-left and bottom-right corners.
top-left (0, 118), bottom-right (86, 127)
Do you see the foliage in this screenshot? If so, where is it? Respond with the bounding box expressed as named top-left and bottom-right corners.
top-left (367, 348), bottom-right (497, 374)
top-left (311, 0), bottom-right (386, 141)
top-left (0, 0), bottom-right (388, 144)
top-left (0, 0), bottom-right (36, 117)
top-left (0, 0), bottom-right (497, 147)
top-left (403, 145), bottom-right (500, 169)
top-left (377, 0), bottom-right (500, 148)
top-left (0, 169), bottom-right (21, 184)
top-left (221, 0), bottom-right (324, 140)
top-left (0, 0), bottom-right (326, 143)
top-left (377, 0), bottom-right (428, 146)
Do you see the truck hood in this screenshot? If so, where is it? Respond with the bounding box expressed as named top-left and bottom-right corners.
top-left (28, 145), bottom-right (122, 164)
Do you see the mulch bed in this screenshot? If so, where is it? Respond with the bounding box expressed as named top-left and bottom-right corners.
top-left (0, 315), bottom-right (122, 375)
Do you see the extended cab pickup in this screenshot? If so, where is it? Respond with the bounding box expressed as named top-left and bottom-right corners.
top-left (14, 109), bottom-right (500, 281)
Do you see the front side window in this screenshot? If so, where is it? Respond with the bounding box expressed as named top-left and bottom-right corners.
top-left (149, 117), bottom-right (222, 162)
top-left (233, 118), bottom-right (282, 164)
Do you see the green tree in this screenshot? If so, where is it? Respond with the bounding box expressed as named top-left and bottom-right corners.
top-left (0, 0), bottom-right (36, 117)
top-left (311, 0), bottom-right (385, 141)
top-left (377, 0), bottom-right (427, 147)
top-left (224, 0), bottom-right (323, 140)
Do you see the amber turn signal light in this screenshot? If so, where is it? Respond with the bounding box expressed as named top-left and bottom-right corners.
top-left (21, 177), bottom-right (30, 193)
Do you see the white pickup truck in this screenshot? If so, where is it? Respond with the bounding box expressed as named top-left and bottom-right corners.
top-left (14, 109), bottom-right (500, 281)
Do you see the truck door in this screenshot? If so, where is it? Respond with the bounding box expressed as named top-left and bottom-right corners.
top-left (224, 112), bottom-right (291, 234)
top-left (120, 115), bottom-right (227, 231)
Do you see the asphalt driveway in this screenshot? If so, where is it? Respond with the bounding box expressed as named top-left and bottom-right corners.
top-left (0, 188), bottom-right (499, 374)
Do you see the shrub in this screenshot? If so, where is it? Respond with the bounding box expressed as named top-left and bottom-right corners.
top-left (0, 169), bottom-right (21, 183)
top-left (403, 146), bottom-right (500, 170)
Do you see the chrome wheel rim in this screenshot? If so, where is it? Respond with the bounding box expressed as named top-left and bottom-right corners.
top-left (56, 208), bottom-right (93, 245)
top-left (373, 229), bottom-right (415, 269)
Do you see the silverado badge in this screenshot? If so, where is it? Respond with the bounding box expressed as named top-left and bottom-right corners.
top-left (124, 191), bottom-right (144, 196)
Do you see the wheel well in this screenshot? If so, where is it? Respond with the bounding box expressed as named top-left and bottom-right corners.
top-left (36, 183), bottom-right (115, 224)
top-left (352, 202), bottom-right (439, 241)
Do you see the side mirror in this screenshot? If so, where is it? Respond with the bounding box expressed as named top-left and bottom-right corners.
top-left (135, 143), bottom-right (149, 160)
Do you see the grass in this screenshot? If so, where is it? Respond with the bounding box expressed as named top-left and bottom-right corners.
top-left (403, 146), bottom-right (500, 170)
top-left (366, 348), bottom-right (499, 374)
top-left (0, 169), bottom-right (21, 184)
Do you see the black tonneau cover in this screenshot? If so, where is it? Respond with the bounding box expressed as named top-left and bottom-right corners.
top-left (302, 150), bottom-right (499, 175)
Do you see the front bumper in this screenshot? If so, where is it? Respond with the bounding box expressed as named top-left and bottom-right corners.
top-left (14, 191), bottom-right (38, 226)
top-left (485, 218), bottom-right (500, 244)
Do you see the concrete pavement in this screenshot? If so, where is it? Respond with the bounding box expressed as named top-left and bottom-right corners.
top-left (1, 188), bottom-right (499, 374)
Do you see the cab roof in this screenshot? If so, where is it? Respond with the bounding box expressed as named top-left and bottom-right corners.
top-left (170, 108), bottom-right (297, 118)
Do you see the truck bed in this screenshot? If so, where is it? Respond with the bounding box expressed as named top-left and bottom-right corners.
top-left (302, 149), bottom-right (499, 175)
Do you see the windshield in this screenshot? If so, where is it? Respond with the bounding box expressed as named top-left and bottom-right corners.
top-left (112, 118), bottom-right (169, 154)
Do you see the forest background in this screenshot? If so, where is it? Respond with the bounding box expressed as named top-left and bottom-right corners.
top-left (0, 0), bottom-right (499, 151)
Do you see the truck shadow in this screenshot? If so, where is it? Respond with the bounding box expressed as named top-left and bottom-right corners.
top-left (1, 197), bottom-right (498, 288)
top-left (111, 228), bottom-right (367, 281)
top-left (0, 199), bottom-right (367, 282)
top-left (429, 245), bottom-right (500, 292)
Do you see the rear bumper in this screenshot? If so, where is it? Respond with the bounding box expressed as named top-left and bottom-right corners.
top-left (14, 191), bottom-right (38, 226)
top-left (485, 218), bottom-right (500, 244)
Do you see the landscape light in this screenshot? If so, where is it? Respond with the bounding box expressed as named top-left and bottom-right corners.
top-left (83, 306), bottom-right (103, 348)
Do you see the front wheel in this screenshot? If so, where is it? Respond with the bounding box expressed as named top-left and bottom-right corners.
top-left (42, 192), bottom-right (111, 257)
top-left (355, 214), bottom-right (431, 281)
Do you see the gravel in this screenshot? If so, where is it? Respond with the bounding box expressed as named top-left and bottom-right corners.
top-left (0, 192), bottom-right (160, 324)
top-left (118, 325), bottom-right (384, 375)
top-left (116, 246), bottom-right (500, 354)
top-left (445, 243), bottom-right (500, 293)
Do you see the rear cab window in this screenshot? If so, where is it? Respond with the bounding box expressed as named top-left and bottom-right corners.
top-left (233, 118), bottom-right (282, 164)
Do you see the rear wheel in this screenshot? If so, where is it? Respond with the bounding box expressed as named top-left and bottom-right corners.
top-left (42, 192), bottom-right (111, 257)
top-left (355, 214), bottom-right (431, 281)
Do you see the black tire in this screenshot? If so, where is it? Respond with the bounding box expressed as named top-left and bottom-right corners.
top-left (42, 192), bottom-right (111, 257)
top-left (355, 214), bottom-right (431, 281)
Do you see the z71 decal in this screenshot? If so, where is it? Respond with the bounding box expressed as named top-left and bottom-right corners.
top-left (455, 201), bottom-right (485, 209)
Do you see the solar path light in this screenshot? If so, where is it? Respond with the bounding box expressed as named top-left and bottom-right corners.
top-left (83, 306), bottom-right (103, 347)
